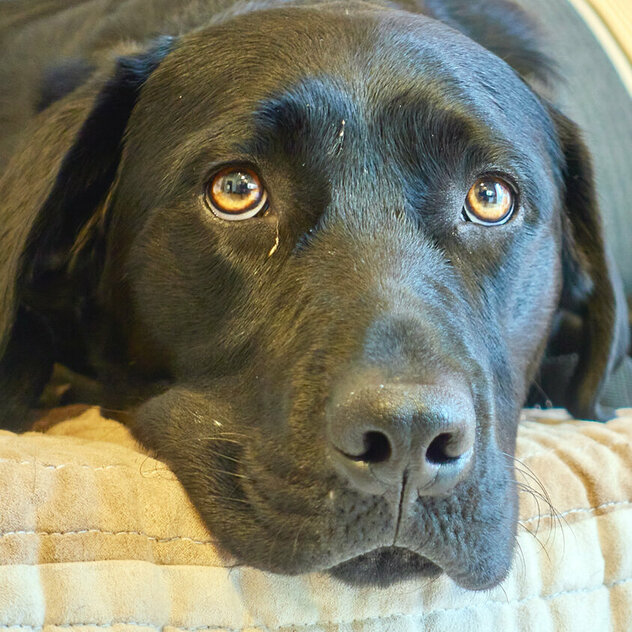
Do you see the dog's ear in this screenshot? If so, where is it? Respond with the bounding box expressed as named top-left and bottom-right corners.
top-left (536, 109), bottom-right (630, 421)
top-left (422, 0), bottom-right (555, 87)
top-left (0, 37), bottom-right (175, 428)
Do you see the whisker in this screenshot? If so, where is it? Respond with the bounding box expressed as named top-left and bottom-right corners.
top-left (514, 536), bottom-right (527, 575)
top-left (204, 449), bottom-right (242, 464)
top-left (179, 436), bottom-right (244, 445)
top-left (516, 481), bottom-right (544, 536)
top-left (514, 460), bottom-right (568, 545)
top-left (517, 521), bottom-right (552, 563)
top-left (497, 580), bottom-right (509, 603)
top-left (503, 452), bottom-right (563, 518)
top-left (503, 451), bottom-right (568, 555)
top-left (516, 478), bottom-right (561, 545)
top-left (512, 455), bottom-right (558, 511)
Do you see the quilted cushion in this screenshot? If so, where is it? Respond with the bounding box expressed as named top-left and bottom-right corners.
top-left (0, 407), bottom-right (631, 631)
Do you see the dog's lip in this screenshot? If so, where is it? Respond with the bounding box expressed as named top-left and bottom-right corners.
top-left (328, 545), bottom-right (442, 586)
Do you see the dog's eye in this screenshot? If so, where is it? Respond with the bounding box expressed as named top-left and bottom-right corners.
top-left (205, 167), bottom-right (268, 220)
top-left (463, 177), bottom-right (514, 225)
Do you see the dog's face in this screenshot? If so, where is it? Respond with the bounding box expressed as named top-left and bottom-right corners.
top-left (0, 0), bottom-right (628, 589)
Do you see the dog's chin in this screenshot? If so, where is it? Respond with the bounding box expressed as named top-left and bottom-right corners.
top-left (328, 546), bottom-right (442, 587)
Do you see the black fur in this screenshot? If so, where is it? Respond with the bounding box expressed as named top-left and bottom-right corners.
top-left (0, 0), bottom-right (628, 589)
top-left (37, 59), bottom-right (96, 112)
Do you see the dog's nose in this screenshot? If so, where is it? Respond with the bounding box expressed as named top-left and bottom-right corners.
top-left (327, 381), bottom-right (475, 497)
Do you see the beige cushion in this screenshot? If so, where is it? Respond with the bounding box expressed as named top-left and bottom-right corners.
top-left (0, 407), bottom-right (631, 630)
top-left (585, 0), bottom-right (632, 61)
top-left (568, 0), bottom-right (632, 95)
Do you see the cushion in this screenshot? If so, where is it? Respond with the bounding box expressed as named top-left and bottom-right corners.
top-left (1, 407), bottom-right (631, 630)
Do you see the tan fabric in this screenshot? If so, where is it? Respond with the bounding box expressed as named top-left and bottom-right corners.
top-left (587, 0), bottom-right (632, 62)
top-left (0, 407), bottom-right (631, 630)
top-left (567, 0), bottom-right (632, 96)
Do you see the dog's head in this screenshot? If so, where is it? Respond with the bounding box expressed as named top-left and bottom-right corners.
top-left (0, 0), bottom-right (628, 589)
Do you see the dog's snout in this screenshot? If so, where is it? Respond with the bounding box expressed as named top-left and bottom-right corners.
top-left (327, 381), bottom-right (475, 497)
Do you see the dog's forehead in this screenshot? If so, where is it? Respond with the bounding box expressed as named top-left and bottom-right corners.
top-left (137, 3), bottom-right (550, 143)
top-left (124, 2), bottom-right (559, 210)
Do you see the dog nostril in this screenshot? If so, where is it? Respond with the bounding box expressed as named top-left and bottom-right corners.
top-left (361, 431), bottom-right (392, 463)
top-left (343, 431), bottom-right (392, 464)
top-left (426, 432), bottom-right (461, 465)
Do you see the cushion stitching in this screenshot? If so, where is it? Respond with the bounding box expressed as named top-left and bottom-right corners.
top-left (0, 459), bottom-right (143, 472)
top-left (0, 529), bottom-right (215, 545)
top-left (0, 576), bottom-right (630, 631)
top-left (519, 499), bottom-right (632, 524)
top-left (2, 499), bottom-right (630, 544)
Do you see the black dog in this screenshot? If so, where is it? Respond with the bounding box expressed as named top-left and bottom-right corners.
top-left (0, 0), bottom-right (629, 589)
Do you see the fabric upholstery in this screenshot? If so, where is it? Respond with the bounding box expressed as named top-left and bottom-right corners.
top-left (1, 407), bottom-right (631, 630)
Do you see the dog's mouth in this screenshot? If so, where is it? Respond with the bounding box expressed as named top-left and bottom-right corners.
top-left (134, 389), bottom-right (517, 590)
top-left (329, 546), bottom-right (442, 586)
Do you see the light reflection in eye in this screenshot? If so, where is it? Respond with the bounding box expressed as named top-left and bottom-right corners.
top-left (205, 167), bottom-right (268, 221)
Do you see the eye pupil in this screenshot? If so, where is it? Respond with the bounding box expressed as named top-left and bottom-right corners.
top-left (477, 183), bottom-right (498, 204)
top-left (213, 171), bottom-right (259, 208)
top-left (219, 173), bottom-right (254, 195)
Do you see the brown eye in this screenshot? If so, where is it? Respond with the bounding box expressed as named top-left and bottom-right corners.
top-left (205, 167), bottom-right (267, 220)
top-left (463, 177), bottom-right (515, 225)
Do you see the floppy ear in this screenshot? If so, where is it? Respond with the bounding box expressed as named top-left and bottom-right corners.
top-left (537, 109), bottom-right (630, 421)
top-left (422, 0), bottom-right (555, 87)
top-left (0, 38), bottom-right (174, 429)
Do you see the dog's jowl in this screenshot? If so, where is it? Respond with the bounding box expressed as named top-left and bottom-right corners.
top-left (0, 0), bottom-right (628, 589)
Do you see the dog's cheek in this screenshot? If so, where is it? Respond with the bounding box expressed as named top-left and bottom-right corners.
top-left (131, 388), bottom-right (253, 510)
top-left (500, 230), bottom-right (562, 399)
top-left (119, 204), bottom-right (264, 377)
top-left (407, 444), bottom-right (517, 590)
